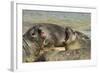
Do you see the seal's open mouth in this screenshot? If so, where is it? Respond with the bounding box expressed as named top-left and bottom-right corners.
top-left (65, 28), bottom-right (70, 41)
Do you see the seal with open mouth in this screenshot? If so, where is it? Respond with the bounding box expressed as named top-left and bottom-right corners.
top-left (64, 27), bottom-right (91, 51)
top-left (22, 23), bottom-right (66, 62)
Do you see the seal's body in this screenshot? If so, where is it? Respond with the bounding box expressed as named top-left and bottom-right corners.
top-left (22, 23), bottom-right (66, 62)
top-left (22, 23), bottom-right (90, 62)
top-left (24, 23), bottom-right (66, 47)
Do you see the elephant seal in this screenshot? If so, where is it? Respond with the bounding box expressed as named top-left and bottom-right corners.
top-left (23, 23), bottom-right (91, 62)
top-left (23, 29), bottom-right (45, 62)
top-left (24, 23), bottom-right (66, 47)
top-left (64, 27), bottom-right (90, 51)
top-left (22, 23), bottom-right (66, 62)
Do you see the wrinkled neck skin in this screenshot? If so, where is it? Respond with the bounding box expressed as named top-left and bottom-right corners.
top-left (24, 30), bottom-right (46, 49)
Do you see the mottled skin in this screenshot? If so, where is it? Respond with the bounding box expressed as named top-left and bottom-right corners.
top-left (23, 23), bottom-right (66, 62)
top-left (22, 23), bottom-right (90, 62)
top-left (24, 23), bottom-right (66, 47)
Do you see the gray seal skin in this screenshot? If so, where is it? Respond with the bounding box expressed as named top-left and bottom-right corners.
top-left (24, 23), bottom-right (66, 47)
top-left (22, 23), bottom-right (66, 62)
top-left (23, 23), bottom-right (91, 62)
top-left (23, 25), bottom-right (45, 62)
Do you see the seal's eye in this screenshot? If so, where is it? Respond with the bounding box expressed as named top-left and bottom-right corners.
top-left (32, 33), bottom-right (35, 35)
